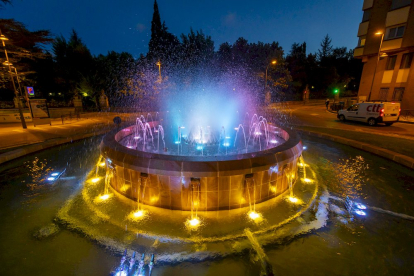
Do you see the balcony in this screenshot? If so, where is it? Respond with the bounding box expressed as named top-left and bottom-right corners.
top-left (381, 38), bottom-right (403, 51)
top-left (358, 21), bottom-right (369, 36)
top-left (386, 6), bottom-right (410, 27)
top-left (363, 0), bottom-right (374, 10)
top-left (354, 47), bottom-right (364, 57)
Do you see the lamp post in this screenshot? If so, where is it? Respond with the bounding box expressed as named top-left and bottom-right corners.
top-left (0, 31), bottom-right (27, 129)
top-left (367, 31), bottom-right (385, 102)
top-left (156, 60), bottom-right (162, 81)
top-left (264, 60), bottom-right (277, 105)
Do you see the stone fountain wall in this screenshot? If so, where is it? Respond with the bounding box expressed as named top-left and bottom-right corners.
top-left (101, 124), bottom-right (302, 211)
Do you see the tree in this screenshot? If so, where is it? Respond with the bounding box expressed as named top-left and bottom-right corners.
top-left (0, 19), bottom-right (52, 98)
top-left (147, 0), bottom-right (179, 63)
top-left (52, 30), bottom-right (94, 101)
top-left (0, 0), bottom-right (11, 9)
top-left (317, 34), bottom-right (333, 62)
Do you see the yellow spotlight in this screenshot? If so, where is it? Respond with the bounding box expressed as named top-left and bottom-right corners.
top-left (0, 34), bottom-right (9, 41)
top-left (100, 194), bottom-right (110, 200)
top-left (375, 31), bottom-right (383, 35)
top-left (303, 178), bottom-right (313, 183)
top-left (288, 196), bottom-right (299, 203)
top-left (99, 162), bottom-right (106, 167)
top-left (249, 211), bottom-right (260, 220)
top-left (298, 163), bottom-right (304, 167)
top-left (189, 217), bottom-right (200, 227)
top-left (133, 210), bottom-right (144, 218)
top-left (271, 60), bottom-right (277, 65)
top-left (91, 177), bottom-right (101, 183)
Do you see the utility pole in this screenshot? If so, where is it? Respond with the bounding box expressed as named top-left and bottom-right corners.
top-left (0, 30), bottom-right (27, 129)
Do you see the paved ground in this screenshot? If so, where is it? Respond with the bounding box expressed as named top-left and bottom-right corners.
top-left (1, 105), bottom-right (413, 166)
top-left (0, 112), bottom-right (133, 153)
top-left (267, 102), bottom-right (414, 160)
top-left (287, 103), bottom-right (414, 140)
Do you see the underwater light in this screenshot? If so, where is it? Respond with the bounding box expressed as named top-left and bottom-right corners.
top-left (248, 211), bottom-right (261, 220)
top-left (270, 140), bottom-right (278, 144)
top-left (225, 136), bottom-right (231, 139)
top-left (196, 146), bottom-right (203, 150)
top-left (133, 136), bottom-right (140, 140)
top-left (47, 177), bottom-right (55, 181)
top-left (234, 127), bottom-right (239, 130)
top-left (91, 178), bottom-right (100, 183)
top-left (188, 217), bottom-right (200, 227)
top-left (354, 210), bottom-right (366, 216)
top-left (99, 162), bottom-right (106, 167)
top-left (100, 194), bottom-right (110, 201)
top-left (223, 142), bottom-right (230, 147)
top-left (175, 141), bottom-right (180, 144)
top-left (51, 172), bottom-right (59, 176)
top-left (133, 210), bottom-right (144, 218)
top-left (288, 196), bottom-right (299, 203)
top-left (355, 203), bottom-right (367, 210)
top-left (254, 131), bottom-right (262, 135)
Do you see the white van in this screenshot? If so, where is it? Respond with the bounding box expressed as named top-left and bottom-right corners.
top-left (337, 102), bottom-right (400, 126)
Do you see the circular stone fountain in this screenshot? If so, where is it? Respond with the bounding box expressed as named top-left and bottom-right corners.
top-left (100, 115), bottom-right (303, 211)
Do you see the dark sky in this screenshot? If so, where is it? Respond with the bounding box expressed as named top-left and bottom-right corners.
top-left (2, 0), bottom-right (363, 57)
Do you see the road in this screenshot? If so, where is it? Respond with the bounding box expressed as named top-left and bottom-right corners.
top-left (285, 104), bottom-right (414, 140)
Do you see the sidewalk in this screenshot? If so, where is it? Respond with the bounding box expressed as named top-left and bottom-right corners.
top-left (0, 112), bottom-right (134, 164)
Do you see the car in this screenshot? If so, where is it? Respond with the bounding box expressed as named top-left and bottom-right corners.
top-left (337, 102), bottom-right (400, 126)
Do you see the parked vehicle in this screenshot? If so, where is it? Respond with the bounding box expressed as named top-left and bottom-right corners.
top-left (337, 102), bottom-right (400, 126)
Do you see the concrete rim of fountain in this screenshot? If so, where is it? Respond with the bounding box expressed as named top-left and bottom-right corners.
top-left (100, 123), bottom-right (303, 177)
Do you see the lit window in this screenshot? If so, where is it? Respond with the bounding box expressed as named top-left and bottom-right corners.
top-left (392, 87), bottom-right (405, 101)
top-left (391, 0), bottom-right (412, 10)
top-left (400, 53), bottom-right (413, 69)
top-left (358, 37), bottom-right (366, 47)
top-left (386, 56), bottom-right (397, 70)
top-left (386, 25), bottom-right (405, 40)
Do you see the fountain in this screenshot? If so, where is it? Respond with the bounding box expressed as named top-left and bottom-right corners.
top-left (99, 112), bottom-right (303, 211)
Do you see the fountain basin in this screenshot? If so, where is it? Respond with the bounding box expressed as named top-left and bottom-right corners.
top-left (100, 124), bottom-right (302, 211)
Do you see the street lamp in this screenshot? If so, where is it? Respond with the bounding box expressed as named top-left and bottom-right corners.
top-left (264, 60), bottom-right (277, 105)
top-left (367, 31), bottom-right (385, 102)
top-left (156, 60), bottom-right (162, 81)
top-left (0, 30), bottom-right (27, 129)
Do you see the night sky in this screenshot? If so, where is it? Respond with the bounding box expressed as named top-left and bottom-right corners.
top-left (2, 0), bottom-right (363, 57)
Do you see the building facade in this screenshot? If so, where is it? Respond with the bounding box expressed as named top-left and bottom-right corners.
top-left (354, 0), bottom-right (414, 111)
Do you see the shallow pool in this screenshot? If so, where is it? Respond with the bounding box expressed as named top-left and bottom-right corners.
top-left (0, 134), bottom-right (413, 275)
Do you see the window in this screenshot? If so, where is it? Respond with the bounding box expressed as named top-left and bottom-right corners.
top-left (386, 25), bottom-right (405, 40)
top-left (392, 87), bottom-right (405, 101)
top-left (391, 0), bottom-right (412, 10)
top-left (362, 9), bottom-right (371, 22)
top-left (400, 53), bottom-right (413, 69)
top-left (386, 56), bottom-right (397, 70)
top-left (358, 36), bottom-right (366, 47)
top-left (378, 88), bottom-right (389, 101)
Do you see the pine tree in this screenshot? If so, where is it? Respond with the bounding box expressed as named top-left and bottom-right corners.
top-left (317, 34), bottom-right (333, 61)
top-left (148, 0), bottom-right (162, 57)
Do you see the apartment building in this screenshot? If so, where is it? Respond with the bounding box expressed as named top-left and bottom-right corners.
top-left (354, 0), bottom-right (414, 111)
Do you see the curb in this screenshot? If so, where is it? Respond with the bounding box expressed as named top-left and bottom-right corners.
top-left (299, 130), bottom-right (414, 169)
top-left (0, 127), bottom-right (111, 165)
